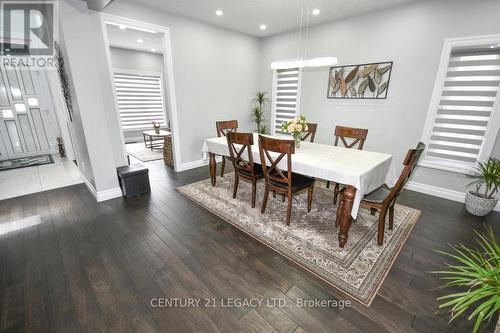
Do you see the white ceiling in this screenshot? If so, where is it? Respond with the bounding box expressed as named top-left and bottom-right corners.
top-left (125, 0), bottom-right (423, 37)
top-left (106, 24), bottom-right (164, 53)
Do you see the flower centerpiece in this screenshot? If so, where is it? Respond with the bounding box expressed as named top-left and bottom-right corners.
top-left (152, 121), bottom-right (161, 134)
top-left (281, 115), bottom-right (308, 148)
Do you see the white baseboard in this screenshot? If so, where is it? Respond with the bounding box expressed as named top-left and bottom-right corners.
top-left (83, 176), bottom-right (97, 199)
top-left (83, 176), bottom-right (122, 202)
top-left (96, 187), bottom-right (122, 202)
top-left (406, 181), bottom-right (500, 212)
top-left (178, 159), bottom-right (208, 171)
top-left (178, 157), bottom-right (222, 172)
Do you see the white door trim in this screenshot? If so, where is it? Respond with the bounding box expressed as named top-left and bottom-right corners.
top-left (97, 13), bottom-right (182, 171)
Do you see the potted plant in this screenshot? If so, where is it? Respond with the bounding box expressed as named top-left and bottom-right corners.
top-left (432, 227), bottom-right (500, 333)
top-left (251, 91), bottom-right (268, 134)
top-left (465, 157), bottom-right (500, 216)
top-left (281, 115), bottom-right (308, 148)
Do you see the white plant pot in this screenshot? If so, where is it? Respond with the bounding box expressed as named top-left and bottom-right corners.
top-left (465, 191), bottom-right (498, 216)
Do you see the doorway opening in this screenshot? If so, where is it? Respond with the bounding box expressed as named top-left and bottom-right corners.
top-left (0, 65), bottom-right (82, 200)
top-left (100, 14), bottom-right (181, 171)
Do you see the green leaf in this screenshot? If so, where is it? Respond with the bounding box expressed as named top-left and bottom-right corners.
top-left (432, 226), bottom-right (500, 333)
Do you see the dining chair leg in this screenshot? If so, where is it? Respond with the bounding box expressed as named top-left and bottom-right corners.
top-left (307, 185), bottom-right (314, 212)
top-left (370, 208), bottom-right (377, 215)
top-left (272, 190), bottom-right (276, 198)
top-left (261, 186), bottom-right (269, 213)
top-left (377, 209), bottom-right (387, 246)
top-left (220, 157), bottom-right (226, 177)
top-left (282, 194), bottom-right (286, 202)
top-left (232, 174), bottom-right (239, 199)
top-left (389, 204), bottom-right (394, 230)
top-left (286, 192), bottom-right (293, 226)
top-left (326, 181), bottom-right (330, 188)
top-left (251, 180), bottom-right (257, 208)
top-left (333, 183), bottom-right (340, 205)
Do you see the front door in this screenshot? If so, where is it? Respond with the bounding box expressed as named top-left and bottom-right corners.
top-left (0, 66), bottom-right (55, 161)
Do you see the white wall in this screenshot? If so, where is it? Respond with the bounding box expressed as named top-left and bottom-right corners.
top-left (58, 0), bottom-right (122, 199)
top-left (54, 27), bottom-right (95, 188)
top-left (110, 47), bottom-right (164, 73)
top-left (259, 0), bottom-right (500, 193)
top-left (104, 0), bottom-right (261, 165)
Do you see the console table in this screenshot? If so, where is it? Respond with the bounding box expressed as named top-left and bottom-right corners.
top-left (143, 130), bottom-right (171, 151)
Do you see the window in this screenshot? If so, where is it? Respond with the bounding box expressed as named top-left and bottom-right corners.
top-left (421, 37), bottom-right (500, 174)
top-left (113, 72), bottom-right (166, 131)
top-left (1, 109), bottom-right (13, 118)
top-left (271, 68), bottom-right (302, 134)
top-left (14, 103), bottom-right (26, 112)
top-left (27, 97), bottom-right (38, 106)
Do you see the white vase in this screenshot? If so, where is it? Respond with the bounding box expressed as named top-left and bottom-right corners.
top-left (465, 191), bottom-right (498, 216)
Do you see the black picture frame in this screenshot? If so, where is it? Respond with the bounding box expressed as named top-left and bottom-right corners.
top-left (326, 61), bottom-right (393, 100)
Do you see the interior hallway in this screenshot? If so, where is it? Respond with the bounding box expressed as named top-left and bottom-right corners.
top-left (0, 155), bottom-right (82, 201)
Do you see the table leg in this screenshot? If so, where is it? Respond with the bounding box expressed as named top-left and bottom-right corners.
top-left (338, 185), bottom-right (356, 248)
top-left (143, 133), bottom-right (147, 149)
top-left (209, 153), bottom-right (216, 186)
top-left (150, 136), bottom-right (154, 151)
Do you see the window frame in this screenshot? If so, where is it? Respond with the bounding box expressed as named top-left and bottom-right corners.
top-left (270, 67), bottom-right (303, 135)
top-left (112, 68), bottom-right (168, 132)
top-left (420, 34), bottom-right (500, 174)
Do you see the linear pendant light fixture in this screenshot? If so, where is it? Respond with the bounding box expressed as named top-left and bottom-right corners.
top-left (270, 8), bottom-right (337, 70)
top-left (270, 57), bottom-right (338, 69)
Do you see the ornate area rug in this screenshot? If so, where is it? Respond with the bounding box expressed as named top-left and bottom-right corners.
top-left (0, 154), bottom-right (53, 171)
top-left (126, 142), bottom-right (163, 162)
top-left (178, 173), bottom-right (421, 306)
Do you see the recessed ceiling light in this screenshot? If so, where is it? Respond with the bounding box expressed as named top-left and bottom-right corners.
top-left (151, 48), bottom-right (156, 52)
top-left (312, 9), bottom-right (320, 15)
top-left (216, 9), bottom-right (223, 16)
top-left (260, 24), bottom-right (267, 30)
top-left (137, 38), bottom-right (143, 43)
top-left (118, 24), bottom-right (126, 30)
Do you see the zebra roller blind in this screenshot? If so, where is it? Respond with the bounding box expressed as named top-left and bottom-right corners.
top-left (113, 72), bottom-right (166, 131)
top-left (272, 68), bottom-right (301, 134)
top-left (424, 47), bottom-right (500, 168)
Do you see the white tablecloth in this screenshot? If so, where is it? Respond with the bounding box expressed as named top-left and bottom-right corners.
top-left (202, 134), bottom-right (397, 218)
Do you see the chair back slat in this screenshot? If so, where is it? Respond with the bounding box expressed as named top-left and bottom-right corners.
top-left (227, 132), bottom-right (254, 175)
top-left (387, 142), bottom-right (426, 202)
top-left (334, 126), bottom-right (368, 150)
top-left (301, 123), bottom-right (317, 143)
top-left (258, 135), bottom-right (294, 186)
top-left (216, 120), bottom-right (238, 137)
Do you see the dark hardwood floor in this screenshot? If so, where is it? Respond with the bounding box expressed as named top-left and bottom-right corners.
top-left (0, 160), bottom-right (498, 332)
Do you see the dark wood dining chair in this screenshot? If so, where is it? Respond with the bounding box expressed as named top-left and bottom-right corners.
top-left (301, 123), bottom-right (317, 143)
top-left (226, 132), bottom-right (264, 208)
top-left (258, 135), bottom-right (315, 226)
top-left (327, 126), bottom-right (369, 204)
top-left (216, 120), bottom-right (238, 177)
top-left (336, 142), bottom-right (425, 246)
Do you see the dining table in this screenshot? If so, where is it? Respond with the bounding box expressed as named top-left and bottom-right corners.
top-left (202, 133), bottom-right (397, 248)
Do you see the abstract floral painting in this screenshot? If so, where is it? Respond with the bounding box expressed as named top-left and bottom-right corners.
top-left (327, 61), bottom-right (393, 99)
